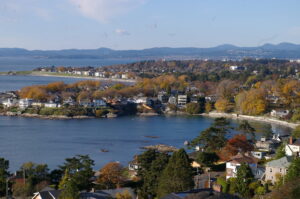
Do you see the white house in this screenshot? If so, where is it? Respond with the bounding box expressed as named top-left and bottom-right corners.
top-left (285, 137), bottom-right (300, 157)
top-left (121, 74), bottom-right (128, 79)
top-left (271, 109), bottom-right (290, 118)
top-left (2, 98), bottom-right (18, 107)
top-left (177, 95), bottom-right (188, 106)
top-left (226, 153), bottom-right (258, 180)
top-left (95, 72), bottom-right (105, 78)
top-left (44, 102), bottom-right (61, 108)
top-left (168, 96), bottom-right (177, 105)
top-left (19, 98), bottom-right (34, 109)
top-left (135, 97), bottom-right (151, 106)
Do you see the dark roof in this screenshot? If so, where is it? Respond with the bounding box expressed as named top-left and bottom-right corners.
top-left (160, 189), bottom-right (240, 199)
top-left (35, 190), bottom-right (61, 199)
top-left (81, 188), bottom-right (137, 199)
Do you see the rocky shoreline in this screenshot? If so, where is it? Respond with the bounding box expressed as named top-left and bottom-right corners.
top-left (0, 112), bottom-right (95, 120)
top-left (0, 111), bottom-right (299, 129)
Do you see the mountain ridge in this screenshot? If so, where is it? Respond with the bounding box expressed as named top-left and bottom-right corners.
top-left (0, 42), bottom-right (300, 59)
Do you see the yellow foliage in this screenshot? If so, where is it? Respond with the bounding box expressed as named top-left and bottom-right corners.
top-left (236, 89), bottom-right (267, 115)
top-left (215, 98), bottom-right (231, 113)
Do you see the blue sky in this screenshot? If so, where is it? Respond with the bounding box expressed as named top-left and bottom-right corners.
top-left (0, 0), bottom-right (299, 50)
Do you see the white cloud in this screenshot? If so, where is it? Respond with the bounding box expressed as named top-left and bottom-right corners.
top-left (115, 29), bottom-right (130, 36)
top-left (69, 0), bottom-right (146, 23)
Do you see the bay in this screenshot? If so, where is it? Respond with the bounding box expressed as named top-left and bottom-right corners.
top-left (0, 115), bottom-right (291, 171)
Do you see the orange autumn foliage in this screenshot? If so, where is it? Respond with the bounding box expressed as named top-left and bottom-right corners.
top-left (218, 134), bottom-right (254, 161)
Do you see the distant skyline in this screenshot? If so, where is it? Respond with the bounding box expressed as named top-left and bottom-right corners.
top-left (0, 0), bottom-right (299, 50)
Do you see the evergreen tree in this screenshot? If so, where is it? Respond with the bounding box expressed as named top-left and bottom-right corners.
top-left (157, 149), bottom-right (194, 198)
top-left (137, 150), bottom-right (169, 199)
top-left (286, 157), bottom-right (300, 181)
top-left (236, 163), bottom-right (254, 197)
top-left (58, 179), bottom-right (79, 199)
top-left (0, 158), bottom-right (9, 197)
top-left (59, 155), bottom-right (94, 191)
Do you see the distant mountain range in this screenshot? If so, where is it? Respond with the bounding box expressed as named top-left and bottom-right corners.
top-left (1, 42), bottom-right (300, 60)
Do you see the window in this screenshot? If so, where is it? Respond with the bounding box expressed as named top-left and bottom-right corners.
top-left (280, 168), bottom-right (282, 172)
top-left (270, 168), bottom-right (272, 172)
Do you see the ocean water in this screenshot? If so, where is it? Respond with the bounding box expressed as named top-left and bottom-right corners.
top-left (0, 57), bottom-right (136, 72)
top-left (0, 115), bottom-right (291, 171)
top-left (0, 57), bottom-right (293, 172)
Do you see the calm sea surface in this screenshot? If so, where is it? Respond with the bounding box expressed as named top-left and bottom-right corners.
top-left (0, 58), bottom-right (293, 172)
top-left (0, 57), bottom-right (136, 72)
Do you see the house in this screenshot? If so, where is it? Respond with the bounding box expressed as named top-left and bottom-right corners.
top-left (226, 153), bottom-right (258, 180)
top-left (74, 71), bottom-right (83, 75)
top-left (2, 98), bottom-right (18, 107)
top-left (19, 98), bottom-right (34, 109)
top-left (158, 93), bottom-right (169, 104)
top-left (255, 137), bottom-right (279, 152)
top-left (93, 99), bottom-right (107, 108)
top-left (230, 66), bottom-right (246, 71)
top-left (79, 99), bottom-right (93, 108)
top-left (265, 156), bottom-right (292, 184)
top-left (44, 102), bottom-right (61, 108)
top-left (32, 187), bottom-right (61, 199)
top-left (80, 188), bottom-right (137, 199)
top-left (205, 95), bottom-right (217, 103)
top-left (285, 137), bottom-right (300, 157)
top-left (95, 72), bottom-right (105, 78)
top-left (83, 71), bottom-right (93, 76)
top-left (177, 95), bottom-right (188, 106)
top-left (63, 97), bottom-right (76, 106)
top-left (135, 97), bottom-right (151, 106)
top-left (121, 74), bottom-right (128, 79)
top-left (251, 151), bottom-right (267, 159)
top-left (270, 109), bottom-right (290, 119)
top-left (168, 96), bottom-right (177, 105)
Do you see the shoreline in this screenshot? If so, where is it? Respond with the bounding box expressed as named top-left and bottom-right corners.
top-left (0, 110), bottom-right (298, 129)
top-left (1, 72), bottom-right (137, 84)
top-left (202, 112), bottom-right (299, 129)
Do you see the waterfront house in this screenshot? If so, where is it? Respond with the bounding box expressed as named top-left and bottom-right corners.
top-left (226, 153), bottom-right (258, 180)
top-left (135, 97), bottom-right (151, 106)
top-left (168, 96), bottom-right (177, 105)
top-left (121, 73), bottom-right (128, 79)
top-left (177, 95), bottom-right (188, 107)
top-left (63, 97), bottom-right (76, 106)
top-left (19, 98), bottom-right (34, 109)
top-left (79, 99), bottom-right (93, 108)
top-left (205, 95), bottom-right (217, 103)
top-left (265, 156), bottom-right (292, 184)
top-left (2, 98), bottom-right (18, 107)
top-left (158, 93), bottom-right (169, 104)
top-left (270, 109), bottom-right (290, 119)
top-left (44, 102), bottom-right (61, 108)
top-left (285, 137), bottom-right (300, 157)
top-left (93, 99), bottom-right (107, 108)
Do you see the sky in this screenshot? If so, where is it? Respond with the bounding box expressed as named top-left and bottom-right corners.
top-left (0, 0), bottom-right (299, 50)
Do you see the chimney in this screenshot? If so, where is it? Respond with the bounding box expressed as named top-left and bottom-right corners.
top-left (290, 136), bottom-right (293, 145)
